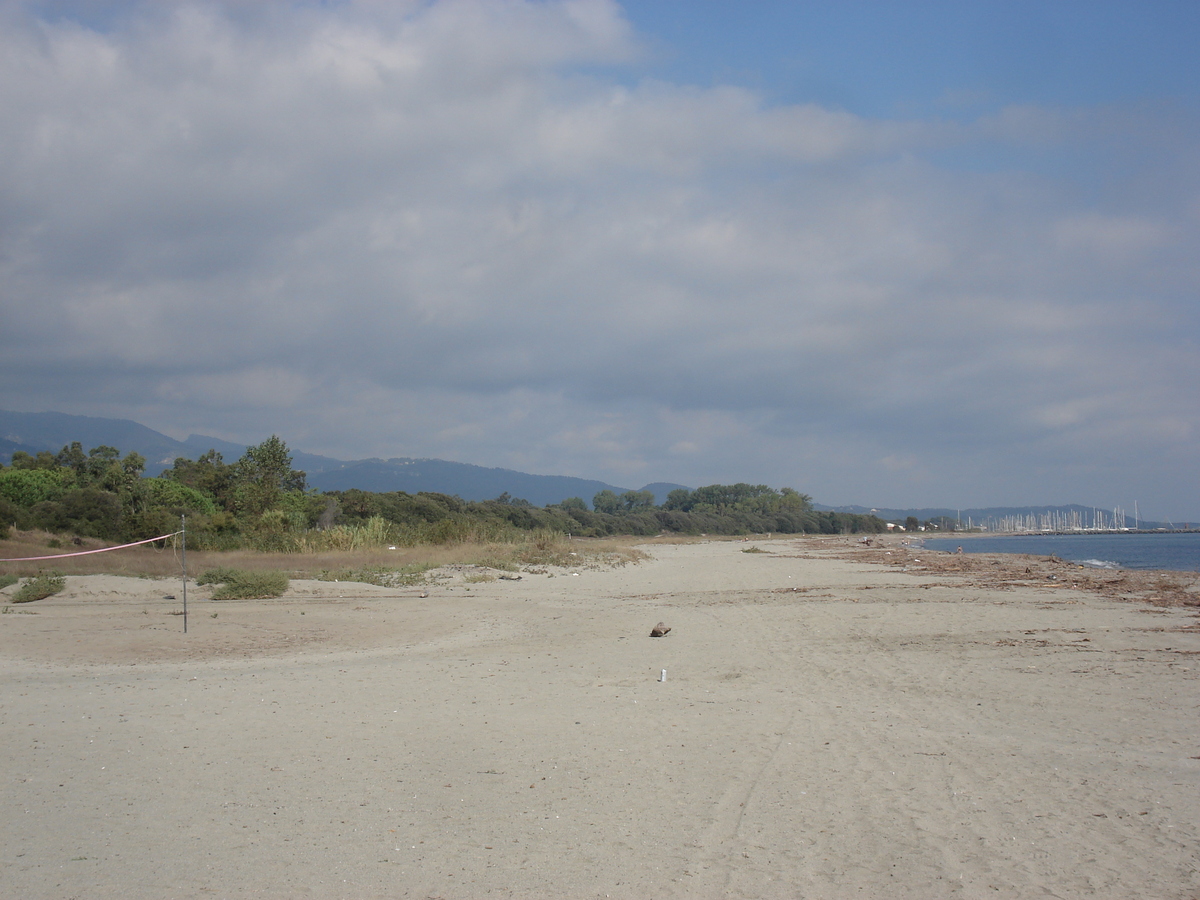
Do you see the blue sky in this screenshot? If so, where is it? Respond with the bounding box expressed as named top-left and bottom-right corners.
top-left (624, 1), bottom-right (1200, 114)
top-left (1, 0), bottom-right (1197, 520)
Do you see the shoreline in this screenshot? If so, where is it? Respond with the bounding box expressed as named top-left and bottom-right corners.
top-left (916, 531), bottom-right (1200, 576)
top-left (2, 536), bottom-right (1197, 898)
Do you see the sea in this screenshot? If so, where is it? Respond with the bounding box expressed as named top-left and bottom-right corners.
top-left (921, 532), bottom-right (1200, 573)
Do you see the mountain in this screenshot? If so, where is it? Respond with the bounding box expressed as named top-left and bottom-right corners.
top-left (307, 458), bottom-right (642, 507)
top-left (176, 434), bottom-right (344, 478)
top-left (0, 409), bottom-right (197, 470)
top-left (0, 409), bottom-right (682, 507)
top-left (640, 482), bottom-right (689, 504)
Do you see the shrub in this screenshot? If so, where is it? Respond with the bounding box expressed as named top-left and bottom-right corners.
top-left (12, 571), bottom-right (66, 603)
top-left (196, 567), bottom-right (244, 586)
top-left (27, 488), bottom-right (122, 539)
top-left (316, 563), bottom-right (432, 588)
top-left (200, 568), bottom-right (289, 600)
top-left (0, 468), bottom-right (72, 508)
top-left (0, 496), bottom-right (20, 532)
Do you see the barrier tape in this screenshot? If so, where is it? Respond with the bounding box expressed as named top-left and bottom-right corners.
top-left (0, 531), bottom-right (183, 562)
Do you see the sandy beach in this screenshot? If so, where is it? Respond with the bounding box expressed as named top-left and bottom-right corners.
top-left (2, 537), bottom-right (1198, 899)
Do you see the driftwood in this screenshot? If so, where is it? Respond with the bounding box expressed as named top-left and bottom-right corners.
top-left (650, 622), bottom-right (671, 637)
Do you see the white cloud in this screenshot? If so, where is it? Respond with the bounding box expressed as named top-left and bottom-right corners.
top-left (1053, 213), bottom-right (1170, 260)
top-left (1, 0), bottom-right (1197, 518)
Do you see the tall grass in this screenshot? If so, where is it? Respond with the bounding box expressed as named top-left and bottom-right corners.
top-left (290, 516), bottom-right (396, 552)
top-left (248, 515), bottom-right (533, 553)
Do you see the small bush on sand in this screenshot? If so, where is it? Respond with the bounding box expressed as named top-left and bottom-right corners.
top-left (200, 569), bottom-right (289, 600)
top-left (315, 563), bottom-right (433, 588)
top-left (12, 571), bottom-right (66, 603)
top-left (196, 567), bottom-right (244, 586)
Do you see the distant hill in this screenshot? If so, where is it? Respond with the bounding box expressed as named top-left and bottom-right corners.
top-left (0, 409), bottom-right (198, 470)
top-left (0, 409), bottom-right (685, 508)
top-left (10, 410), bottom-right (1159, 523)
top-left (639, 483), bottom-right (689, 505)
top-left (307, 458), bottom-right (655, 508)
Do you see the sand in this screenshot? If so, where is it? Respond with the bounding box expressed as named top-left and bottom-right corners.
top-left (1, 537), bottom-right (1198, 899)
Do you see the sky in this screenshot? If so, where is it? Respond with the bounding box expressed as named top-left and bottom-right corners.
top-left (1, 0), bottom-right (1198, 519)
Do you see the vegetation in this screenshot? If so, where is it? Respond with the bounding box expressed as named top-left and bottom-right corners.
top-left (12, 571), bottom-right (66, 603)
top-left (197, 568), bottom-right (289, 600)
top-left (0, 436), bottom-right (887, 555)
top-left (315, 563), bottom-right (434, 588)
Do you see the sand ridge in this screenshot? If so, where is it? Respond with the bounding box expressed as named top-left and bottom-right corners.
top-left (1, 537), bottom-right (1198, 898)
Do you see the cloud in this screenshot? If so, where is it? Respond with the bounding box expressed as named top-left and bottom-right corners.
top-left (0, 0), bottom-right (1197, 518)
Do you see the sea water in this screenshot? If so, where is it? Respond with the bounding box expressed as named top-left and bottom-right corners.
top-left (922, 532), bottom-right (1200, 573)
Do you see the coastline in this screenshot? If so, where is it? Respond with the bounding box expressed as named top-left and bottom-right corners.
top-left (2, 536), bottom-right (1197, 898)
top-left (919, 531), bottom-right (1200, 574)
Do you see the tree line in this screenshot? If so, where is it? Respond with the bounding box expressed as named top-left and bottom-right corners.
top-left (0, 437), bottom-right (886, 548)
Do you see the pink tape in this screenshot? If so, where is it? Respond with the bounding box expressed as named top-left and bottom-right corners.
top-left (0, 532), bottom-right (182, 562)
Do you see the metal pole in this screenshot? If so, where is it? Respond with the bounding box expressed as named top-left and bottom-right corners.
top-left (181, 514), bottom-right (188, 634)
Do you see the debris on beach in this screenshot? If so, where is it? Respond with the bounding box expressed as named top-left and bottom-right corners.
top-left (650, 622), bottom-right (671, 637)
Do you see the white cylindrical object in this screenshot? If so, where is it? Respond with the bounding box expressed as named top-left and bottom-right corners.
top-left (659, 669), bottom-right (667, 682)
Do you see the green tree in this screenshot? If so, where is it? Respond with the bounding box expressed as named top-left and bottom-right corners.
top-left (0, 468), bottom-right (73, 507)
top-left (233, 436), bottom-right (307, 517)
top-left (11, 450), bottom-right (59, 470)
top-left (690, 483), bottom-right (776, 513)
top-left (162, 449), bottom-right (234, 509)
top-left (144, 479), bottom-right (217, 515)
top-left (662, 488), bottom-right (692, 511)
top-left (779, 488), bottom-right (813, 512)
top-left (109, 451), bottom-right (147, 503)
top-left (592, 489), bottom-right (620, 515)
top-left (620, 490), bottom-right (655, 512)
top-left (82, 446), bottom-right (121, 485)
top-left (54, 442), bottom-right (88, 471)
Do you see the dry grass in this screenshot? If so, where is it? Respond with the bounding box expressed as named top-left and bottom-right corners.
top-left (0, 530), bottom-right (650, 583)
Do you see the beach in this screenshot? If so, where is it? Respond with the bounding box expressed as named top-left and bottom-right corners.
top-left (2, 537), bottom-right (1198, 899)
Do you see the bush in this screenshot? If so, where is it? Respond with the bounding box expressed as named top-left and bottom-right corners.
top-left (0, 496), bottom-right (19, 528)
top-left (0, 468), bottom-right (72, 508)
top-left (195, 567), bottom-right (243, 586)
top-left (27, 488), bottom-right (122, 540)
top-left (12, 571), bottom-right (66, 603)
top-left (199, 568), bottom-right (289, 600)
